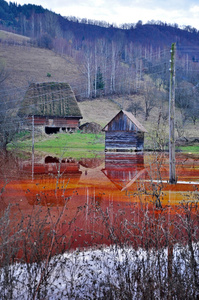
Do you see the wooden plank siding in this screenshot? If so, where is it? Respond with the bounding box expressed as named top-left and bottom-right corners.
top-left (27, 116), bottom-right (80, 128)
top-left (105, 131), bottom-right (144, 151)
top-left (105, 113), bottom-right (138, 132)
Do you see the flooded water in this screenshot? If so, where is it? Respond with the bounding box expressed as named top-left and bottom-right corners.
top-left (0, 150), bottom-right (199, 260)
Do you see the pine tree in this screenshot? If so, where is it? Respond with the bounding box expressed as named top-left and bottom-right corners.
top-left (95, 67), bottom-right (104, 91)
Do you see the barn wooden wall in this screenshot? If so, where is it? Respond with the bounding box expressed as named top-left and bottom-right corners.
top-left (105, 131), bottom-right (144, 151)
top-left (27, 116), bottom-right (80, 128)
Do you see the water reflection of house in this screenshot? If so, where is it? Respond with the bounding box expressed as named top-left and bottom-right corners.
top-left (101, 152), bottom-right (146, 191)
top-left (19, 156), bottom-right (82, 206)
top-left (79, 157), bottom-right (104, 170)
top-left (22, 156), bottom-right (81, 175)
top-left (61, 154), bottom-right (147, 248)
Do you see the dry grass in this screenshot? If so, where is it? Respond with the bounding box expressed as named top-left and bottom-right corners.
top-left (0, 30), bottom-right (30, 43)
top-left (79, 95), bottom-right (146, 126)
top-left (0, 37), bottom-right (80, 89)
top-left (79, 98), bottom-right (121, 126)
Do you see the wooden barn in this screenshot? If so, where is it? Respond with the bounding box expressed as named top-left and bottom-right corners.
top-left (18, 82), bottom-right (82, 134)
top-left (102, 110), bottom-right (147, 151)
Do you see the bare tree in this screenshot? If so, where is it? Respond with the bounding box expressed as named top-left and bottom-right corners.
top-left (127, 100), bottom-right (143, 117)
top-left (110, 41), bottom-right (118, 94)
top-left (142, 80), bottom-right (157, 120)
top-left (187, 85), bottom-right (199, 125)
top-left (175, 82), bottom-right (193, 126)
top-left (0, 90), bottom-right (21, 149)
top-left (0, 62), bottom-right (22, 149)
top-left (77, 41), bottom-right (94, 98)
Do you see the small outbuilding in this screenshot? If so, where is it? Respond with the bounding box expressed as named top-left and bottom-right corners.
top-left (102, 110), bottom-right (147, 151)
top-left (79, 122), bottom-right (102, 133)
top-left (18, 82), bottom-right (82, 134)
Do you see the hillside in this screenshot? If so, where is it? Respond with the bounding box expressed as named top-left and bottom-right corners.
top-left (0, 30), bottom-right (198, 139)
top-left (0, 30), bottom-right (123, 126)
top-left (0, 31), bottom-right (80, 89)
top-left (0, 33), bottom-right (161, 125)
top-left (1, 0), bottom-right (199, 51)
top-left (1, 1), bottom-right (199, 96)
top-left (0, 23), bottom-right (199, 150)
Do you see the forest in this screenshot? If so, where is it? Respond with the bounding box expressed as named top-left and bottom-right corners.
top-left (0, 0), bottom-right (199, 148)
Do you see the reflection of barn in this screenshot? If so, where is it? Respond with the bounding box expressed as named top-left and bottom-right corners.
top-left (18, 82), bottom-right (82, 134)
top-left (102, 152), bottom-right (146, 191)
top-left (79, 157), bottom-right (104, 169)
top-left (19, 156), bottom-right (82, 206)
top-left (102, 110), bottom-right (147, 151)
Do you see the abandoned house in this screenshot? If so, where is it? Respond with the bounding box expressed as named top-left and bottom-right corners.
top-left (102, 110), bottom-right (147, 151)
top-left (18, 82), bottom-right (82, 134)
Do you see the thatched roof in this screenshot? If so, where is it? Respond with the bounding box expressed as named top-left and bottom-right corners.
top-left (18, 82), bottom-right (82, 118)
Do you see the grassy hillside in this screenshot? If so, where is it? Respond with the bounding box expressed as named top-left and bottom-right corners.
top-left (0, 30), bottom-right (30, 43)
top-left (78, 98), bottom-right (121, 127)
top-left (0, 30), bottom-right (132, 127)
top-left (0, 30), bottom-right (80, 88)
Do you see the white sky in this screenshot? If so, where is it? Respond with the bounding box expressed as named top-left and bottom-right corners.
top-left (12, 0), bottom-right (199, 29)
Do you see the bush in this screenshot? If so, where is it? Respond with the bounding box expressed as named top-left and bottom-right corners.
top-left (37, 33), bottom-right (53, 50)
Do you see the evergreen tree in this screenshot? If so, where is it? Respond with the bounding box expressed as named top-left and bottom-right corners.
top-left (95, 67), bottom-right (104, 91)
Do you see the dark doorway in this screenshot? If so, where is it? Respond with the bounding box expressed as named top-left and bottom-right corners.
top-left (45, 127), bottom-right (60, 134)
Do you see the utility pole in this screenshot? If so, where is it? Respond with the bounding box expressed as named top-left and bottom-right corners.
top-left (32, 115), bottom-right (34, 180)
top-left (169, 43), bottom-right (176, 184)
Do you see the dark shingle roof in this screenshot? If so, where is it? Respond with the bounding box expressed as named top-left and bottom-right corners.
top-left (18, 82), bottom-right (82, 118)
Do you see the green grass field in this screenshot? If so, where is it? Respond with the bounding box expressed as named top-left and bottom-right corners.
top-left (9, 132), bottom-right (105, 158)
top-left (8, 130), bottom-right (199, 158)
top-left (178, 144), bottom-right (199, 153)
